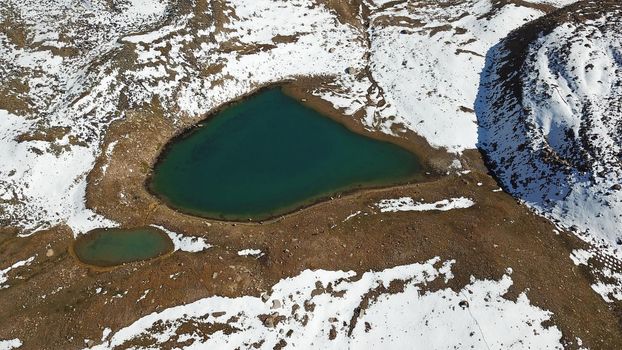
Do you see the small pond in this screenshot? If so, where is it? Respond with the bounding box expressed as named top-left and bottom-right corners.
top-left (149, 88), bottom-right (424, 220)
top-left (73, 227), bottom-right (173, 267)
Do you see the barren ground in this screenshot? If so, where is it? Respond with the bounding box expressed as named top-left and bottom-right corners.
top-left (1, 81), bottom-right (621, 349)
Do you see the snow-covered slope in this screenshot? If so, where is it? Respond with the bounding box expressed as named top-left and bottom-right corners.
top-left (477, 1), bottom-right (622, 255)
top-left (87, 258), bottom-right (564, 350)
top-left (361, 0), bottom-right (576, 152)
top-left (0, 0), bottom-right (174, 233)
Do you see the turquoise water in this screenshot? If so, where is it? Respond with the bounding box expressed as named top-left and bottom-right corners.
top-left (73, 227), bottom-right (173, 267)
top-left (149, 88), bottom-right (423, 220)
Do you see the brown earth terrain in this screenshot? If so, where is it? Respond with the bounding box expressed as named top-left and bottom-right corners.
top-left (1, 0), bottom-right (622, 349)
top-left (0, 79), bottom-right (621, 349)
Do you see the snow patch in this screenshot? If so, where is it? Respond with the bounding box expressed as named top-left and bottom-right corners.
top-left (377, 197), bottom-right (475, 213)
top-left (570, 249), bottom-right (595, 266)
top-left (0, 256), bottom-right (35, 289)
top-left (85, 258), bottom-right (563, 349)
top-left (237, 249), bottom-right (264, 258)
top-left (343, 210), bottom-right (362, 222)
top-left (0, 339), bottom-right (22, 350)
top-left (591, 268), bottom-right (622, 303)
top-left (152, 225), bottom-right (211, 253)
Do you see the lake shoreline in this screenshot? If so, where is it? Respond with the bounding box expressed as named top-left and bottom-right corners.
top-left (146, 85), bottom-right (431, 223)
top-left (71, 227), bottom-right (175, 269)
top-left (81, 75), bottom-right (475, 233)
